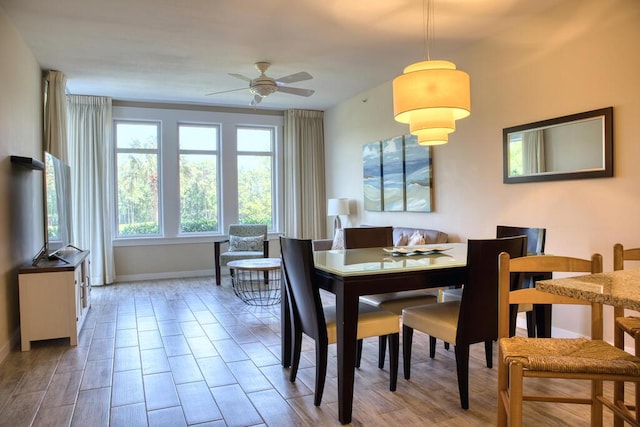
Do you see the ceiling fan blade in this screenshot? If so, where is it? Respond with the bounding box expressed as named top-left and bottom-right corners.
top-left (205, 87), bottom-right (246, 96)
top-left (250, 95), bottom-right (263, 106)
top-left (229, 73), bottom-right (252, 82)
top-left (276, 71), bottom-right (313, 84)
top-left (276, 86), bottom-right (315, 97)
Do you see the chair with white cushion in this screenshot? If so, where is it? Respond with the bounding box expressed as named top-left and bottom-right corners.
top-left (214, 224), bottom-right (268, 286)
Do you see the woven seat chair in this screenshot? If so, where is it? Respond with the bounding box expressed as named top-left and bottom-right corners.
top-left (613, 243), bottom-right (640, 427)
top-left (497, 252), bottom-right (640, 427)
top-left (280, 237), bottom-right (399, 406)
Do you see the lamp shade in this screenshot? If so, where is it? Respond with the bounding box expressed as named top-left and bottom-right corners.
top-left (393, 59), bottom-right (470, 145)
top-left (327, 198), bottom-right (350, 216)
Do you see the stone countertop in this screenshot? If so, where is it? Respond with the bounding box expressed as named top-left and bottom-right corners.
top-left (537, 270), bottom-right (640, 312)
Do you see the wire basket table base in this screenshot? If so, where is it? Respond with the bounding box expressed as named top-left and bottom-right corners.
top-left (228, 258), bottom-right (282, 306)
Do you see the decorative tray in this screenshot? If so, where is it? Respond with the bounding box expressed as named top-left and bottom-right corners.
top-left (382, 246), bottom-right (452, 256)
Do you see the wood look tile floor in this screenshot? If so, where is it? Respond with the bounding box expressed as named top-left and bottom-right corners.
top-left (0, 276), bottom-right (628, 426)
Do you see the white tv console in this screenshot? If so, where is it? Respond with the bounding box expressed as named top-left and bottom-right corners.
top-left (18, 249), bottom-right (90, 351)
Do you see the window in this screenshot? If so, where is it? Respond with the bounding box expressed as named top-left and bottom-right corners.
top-left (112, 105), bottom-right (283, 243)
top-left (237, 127), bottom-right (275, 229)
top-left (115, 121), bottom-right (160, 237)
top-left (179, 124), bottom-right (219, 233)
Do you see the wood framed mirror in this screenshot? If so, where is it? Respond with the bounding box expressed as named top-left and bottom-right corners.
top-left (503, 107), bottom-right (613, 183)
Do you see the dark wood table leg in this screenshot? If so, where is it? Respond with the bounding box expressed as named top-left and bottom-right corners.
top-left (533, 272), bottom-right (553, 338)
top-left (335, 285), bottom-right (359, 425)
top-left (280, 281), bottom-right (291, 368)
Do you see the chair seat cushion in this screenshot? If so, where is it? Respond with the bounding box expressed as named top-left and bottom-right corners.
top-left (220, 251), bottom-right (265, 265)
top-left (360, 290), bottom-right (438, 315)
top-left (324, 303), bottom-right (399, 344)
top-left (402, 301), bottom-right (460, 345)
top-left (616, 316), bottom-right (640, 337)
top-left (499, 337), bottom-right (640, 375)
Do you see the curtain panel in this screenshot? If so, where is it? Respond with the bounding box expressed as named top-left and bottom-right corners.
top-left (44, 70), bottom-right (69, 162)
top-left (283, 109), bottom-right (326, 239)
top-left (67, 95), bottom-right (115, 285)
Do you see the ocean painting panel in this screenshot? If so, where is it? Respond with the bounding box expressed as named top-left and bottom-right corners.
top-left (382, 136), bottom-right (405, 211)
top-left (363, 141), bottom-right (383, 211)
top-left (404, 135), bottom-right (432, 212)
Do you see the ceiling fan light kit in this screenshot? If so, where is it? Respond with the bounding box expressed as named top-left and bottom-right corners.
top-left (206, 61), bottom-right (314, 106)
top-left (392, 0), bottom-right (471, 146)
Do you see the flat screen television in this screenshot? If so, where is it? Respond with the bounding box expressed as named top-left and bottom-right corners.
top-left (33, 151), bottom-right (75, 265)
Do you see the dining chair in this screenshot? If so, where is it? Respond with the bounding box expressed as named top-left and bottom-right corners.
top-left (441, 225), bottom-right (547, 338)
top-left (343, 226), bottom-right (393, 248)
top-left (613, 243), bottom-right (640, 427)
top-left (402, 236), bottom-right (527, 409)
top-left (214, 224), bottom-right (269, 286)
top-left (279, 236), bottom-right (399, 406)
top-left (348, 226), bottom-right (439, 368)
top-left (497, 251), bottom-right (640, 427)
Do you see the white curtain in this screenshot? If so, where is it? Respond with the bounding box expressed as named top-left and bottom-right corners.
top-left (67, 95), bottom-right (115, 285)
top-left (44, 70), bottom-right (69, 162)
top-left (283, 109), bottom-right (326, 239)
top-left (523, 130), bottom-right (545, 174)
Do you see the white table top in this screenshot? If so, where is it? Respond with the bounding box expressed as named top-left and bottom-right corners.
top-left (313, 243), bottom-right (467, 277)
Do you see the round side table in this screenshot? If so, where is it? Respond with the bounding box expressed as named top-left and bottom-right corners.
top-left (227, 258), bottom-right (282, 306)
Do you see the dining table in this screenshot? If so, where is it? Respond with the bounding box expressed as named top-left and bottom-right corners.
top-left (536, 269), bottom-right (640, 312)
top-left (280, 243), bottom-right (468, 424)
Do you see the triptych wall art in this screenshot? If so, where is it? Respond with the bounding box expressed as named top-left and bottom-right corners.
top-left (363, 134), bottom-right (433, 212)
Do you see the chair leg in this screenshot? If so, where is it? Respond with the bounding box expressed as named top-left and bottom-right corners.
top-left (484, 340), bottom-right (493, 369)
top-left (388, 333), bottom-right (399, 392)
top-left (497, 351), bottom-right (509, 427)
top-left (509, 363), bottom-right (524, 427)
top-left (454, 344), bottom-right (470, 409)
top-left (614, 323), bottom-right (625, 427)
top-left (314, 341), bottom-right (328, 406)
top-left (356, 339), bottom-right (363, 368)
top-left (215, 262), bottom-right (222, 286)
top-left (429, 336), bottom-right (437, 358)
top-left (403, 324), bottom-right (414, 380)
top-left (289, 323), bottom-right (303, 382)
top-left (525, 310), bottom-right (536, 337)
top-left (378, 335), bottom-right (387, 369)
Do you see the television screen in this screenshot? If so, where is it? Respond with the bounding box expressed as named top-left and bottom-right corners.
top-left (44, 151), bottom-right (73, 258)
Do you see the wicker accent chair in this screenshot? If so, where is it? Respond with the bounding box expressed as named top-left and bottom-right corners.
top-left (497, 252), bottom-right (640, 427)
top-left (402, 236), bottom-right (527, 409)
top-left (279, 237), bottom-right (399, 406)
top-left (214, 224), bottom-right (268, 286)
top-left (613, 243), bottom-right (640, 427)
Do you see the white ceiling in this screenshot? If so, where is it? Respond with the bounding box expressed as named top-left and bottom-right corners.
top-left (2, 0), bottom-right (563, 111)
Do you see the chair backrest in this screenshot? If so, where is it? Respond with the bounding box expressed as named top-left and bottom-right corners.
top-left (279, 237), bottom-right (327, 343)
top-left (496, 225), bottom-right (546, 254)
top-left (613, 243), bottom-right (640, 318)
top-left (456, 236), bottom-right (528, 345)
top-left (228, 224), bottom-right (268, 239)
top-left (498, 252), bottom-right (603, 340)
top-left (343, 226), bottom-right (393, 249)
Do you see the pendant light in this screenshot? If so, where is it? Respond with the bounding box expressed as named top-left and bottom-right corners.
top-left (392, 0), bottom-right (470, 145)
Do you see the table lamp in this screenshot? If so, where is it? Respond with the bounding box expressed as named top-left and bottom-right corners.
top-left (327, 198), bottom-right (350, 232)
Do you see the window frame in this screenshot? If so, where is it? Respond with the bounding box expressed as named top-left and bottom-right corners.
top-left (111, 105), bottom-right (284, 246)
top-left (113, 119), bottom-right (163, 239)
top-left (177, 122), bottom-right (221, 235)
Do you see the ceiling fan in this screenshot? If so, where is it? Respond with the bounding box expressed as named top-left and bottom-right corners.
top-left (206, 62), bottom-right (314, 106)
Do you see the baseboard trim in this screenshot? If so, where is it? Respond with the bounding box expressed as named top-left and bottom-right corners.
top-left (0, 328), bottom-right (21, 363)
top-left (115, 269), bottom-right (216, 283)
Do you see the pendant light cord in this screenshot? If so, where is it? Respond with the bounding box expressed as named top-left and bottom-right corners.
top-left (423, 0), bottom-right (434, 61)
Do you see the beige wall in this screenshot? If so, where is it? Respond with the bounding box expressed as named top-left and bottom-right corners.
top-left (0, 7), bottom-right (44, 358)
top-left (324, 0), bottom-right (640, 341)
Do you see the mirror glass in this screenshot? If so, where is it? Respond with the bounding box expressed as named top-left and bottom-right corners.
top-left (503, 107), bottom-right (613, 183)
